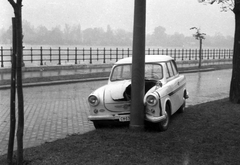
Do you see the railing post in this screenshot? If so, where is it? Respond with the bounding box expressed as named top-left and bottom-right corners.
top-left (97, 48), bottom-right (99, 61)
top-left (75, 47), bottom-right (77, 64)
top-left (30, 47), bottom-right (33, 63)
top-left (127, 48), bottom-right (130, 57)
top-left (182, 49), bottom-right (184, 61)
top-left (207, 49), bottom-right (209, 59)
top-left (40, 47), bottom-right (43, 65)
top-left (83, 48), bottom-right (85, 61)
top-left (90, 47), bottom-right (92, 64)
top-left (103, 48), bottom-right (106, 63)
top-left (67, 47), bottom-right (70, 62)
top-left (122, 48), bottom-right (124, 59)
top-left (174, 49), bottom-right (176, 60)
top-left (219, 49), bottom-right (221, 59)
top-left (213, 49), bottom-right (215, 59)
top-left (58, 47), bottom-right (61, 65)
top-left (189, 49), bottom-right (191, 60)
top-left (229, 49), bottom-right (231, 59)
top-left (195, 49), bottom-right (197, 60)
top-left (50, 47), bottom-right (52, 62)
top-left (116, 48), bottom-right (118, 61)
top-left (10, 48), bottom-right (12, 64)
top-left (1, 47), bottom-right (4, 67)
top-left (110, 48), bottom-right (112, 61)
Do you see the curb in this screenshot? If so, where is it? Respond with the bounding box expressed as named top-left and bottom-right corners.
top-left (179, 68), bottom-right (215, 73)
top-left (0, 77), bottom-right (109, 90)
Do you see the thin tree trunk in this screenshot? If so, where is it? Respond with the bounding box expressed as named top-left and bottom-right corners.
top-left (230, 2), bottom-right (240, 103)
top-left (199, 39), bottom-right (202, 68)
top-left (15, 3), bottom-right (24, 164)
top-left (7, 0), bottom-right (24, 164)
top-left (7, 17), bottom-right (17, 165)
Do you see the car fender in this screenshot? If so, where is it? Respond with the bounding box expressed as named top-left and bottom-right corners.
top-left (159, 94), bottom-right (172, 116)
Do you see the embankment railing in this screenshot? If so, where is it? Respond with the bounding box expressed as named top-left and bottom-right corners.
top-left (0, 47), bottom-right (233, 67)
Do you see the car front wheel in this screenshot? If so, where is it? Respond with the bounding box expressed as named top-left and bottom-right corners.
top-left (93, 121), bottom-right (105, 129)
top-left (156, 103), bottom-right (171, 131)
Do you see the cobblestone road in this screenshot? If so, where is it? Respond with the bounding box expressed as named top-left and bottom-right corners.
top-left (0, 80), bottom-right (106, 156)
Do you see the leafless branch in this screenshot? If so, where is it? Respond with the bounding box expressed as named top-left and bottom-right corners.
top-left (8, 0), bottom-right (16, 8)
top-left (199, 0), bottom-right (234, 12)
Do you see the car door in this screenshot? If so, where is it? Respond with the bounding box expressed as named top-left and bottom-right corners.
top-left (166, 61), bottom-right (182, 113)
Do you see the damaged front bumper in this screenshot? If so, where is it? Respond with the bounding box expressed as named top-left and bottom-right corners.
top-left (88, 114), bottom-right (130, 122)
top-left (145, 114), bottom-right (167, 123)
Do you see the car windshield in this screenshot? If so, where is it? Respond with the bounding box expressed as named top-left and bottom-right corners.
top-left (110, 63), bottom-right (163, 81)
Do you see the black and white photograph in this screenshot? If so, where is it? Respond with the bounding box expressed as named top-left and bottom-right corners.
top-left (0, 0), bottom-right (239, 164)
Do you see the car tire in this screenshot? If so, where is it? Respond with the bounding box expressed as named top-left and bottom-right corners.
top-left (156, 103), bottom-right (171, 131)
top-left (93, 121), bottom-right (104, 129)
top-left (178, 99), bottom-right (186, 113)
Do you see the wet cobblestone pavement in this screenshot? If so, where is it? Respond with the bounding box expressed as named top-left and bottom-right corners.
top-left (0, 69), bottom-right (231, 156)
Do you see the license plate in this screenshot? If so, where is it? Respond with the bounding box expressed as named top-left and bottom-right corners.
top-left (119, 115), bottom-right (130, 122)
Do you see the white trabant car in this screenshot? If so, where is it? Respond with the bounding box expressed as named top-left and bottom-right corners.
top-left (88, 55), bottom-right (188, 131)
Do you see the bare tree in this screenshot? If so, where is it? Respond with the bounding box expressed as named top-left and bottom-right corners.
top-left (7, 0), bottom-right (24, 164)
top-left (199, 0), bottom-right (240, 104)
top-left (190, 27), bottom-right (206, 68)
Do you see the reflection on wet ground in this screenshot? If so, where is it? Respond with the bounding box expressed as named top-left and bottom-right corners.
top-left (185, 69), bottom-right (231, 106)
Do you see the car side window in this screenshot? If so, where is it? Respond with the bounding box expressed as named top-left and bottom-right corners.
top-left (171, 60), bottom-right (178, 75)
top-left (166, 62), bottom-right (174, 78)
top-left (145, 64), bottom-right (163, 80)
top-left (111, 65), bottom-right (131, 81)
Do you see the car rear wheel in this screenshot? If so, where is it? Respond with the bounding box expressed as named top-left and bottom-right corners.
top-left (178, 99), bottom-right (186, 113)
top-left (156, 103), bottom-right (171, 131)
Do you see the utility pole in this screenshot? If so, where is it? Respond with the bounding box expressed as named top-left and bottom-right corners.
top-left (190, 27), bottom-right (206, 68)
top-left (130, 0), bottom-right (146, 130)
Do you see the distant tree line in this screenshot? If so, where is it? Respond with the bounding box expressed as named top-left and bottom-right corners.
top-left (0, 20), bottom-right (233, 48)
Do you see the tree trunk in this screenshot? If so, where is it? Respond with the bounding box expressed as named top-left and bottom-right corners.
top-left (7, 0), bottom-right (24, 164)
top-left (7, 17), bottom-right (17, 165)
top-left (15, 3), bottom-right (24, 165)
top-left (230, 2), bottom-right (240, 104)
top-left (199, 38), bottom-right (202, 68)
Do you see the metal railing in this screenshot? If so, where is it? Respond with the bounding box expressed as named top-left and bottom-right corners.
top-left (0, 47), bottom-right (233, 67)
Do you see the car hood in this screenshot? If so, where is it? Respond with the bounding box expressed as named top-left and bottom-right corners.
top-left (104, 80), bottom-right (131, 112)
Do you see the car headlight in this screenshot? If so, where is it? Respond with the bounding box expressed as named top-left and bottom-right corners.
top-left (88, 95), bottom-right (99, 106)
top-left (146, 95), bottom-right (158, 106)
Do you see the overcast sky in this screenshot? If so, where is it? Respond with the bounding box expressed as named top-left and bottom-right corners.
top-left (1, 0), bottom-right (235, 36)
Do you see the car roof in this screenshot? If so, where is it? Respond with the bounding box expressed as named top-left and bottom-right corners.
top-left (115, 55), bottom-right (174, 65)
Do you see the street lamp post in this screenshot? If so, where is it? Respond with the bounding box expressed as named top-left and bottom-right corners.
top-left (130, 0), bottom-right (146, 130)
top-left (190, 27), bottom-right (206, 68)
